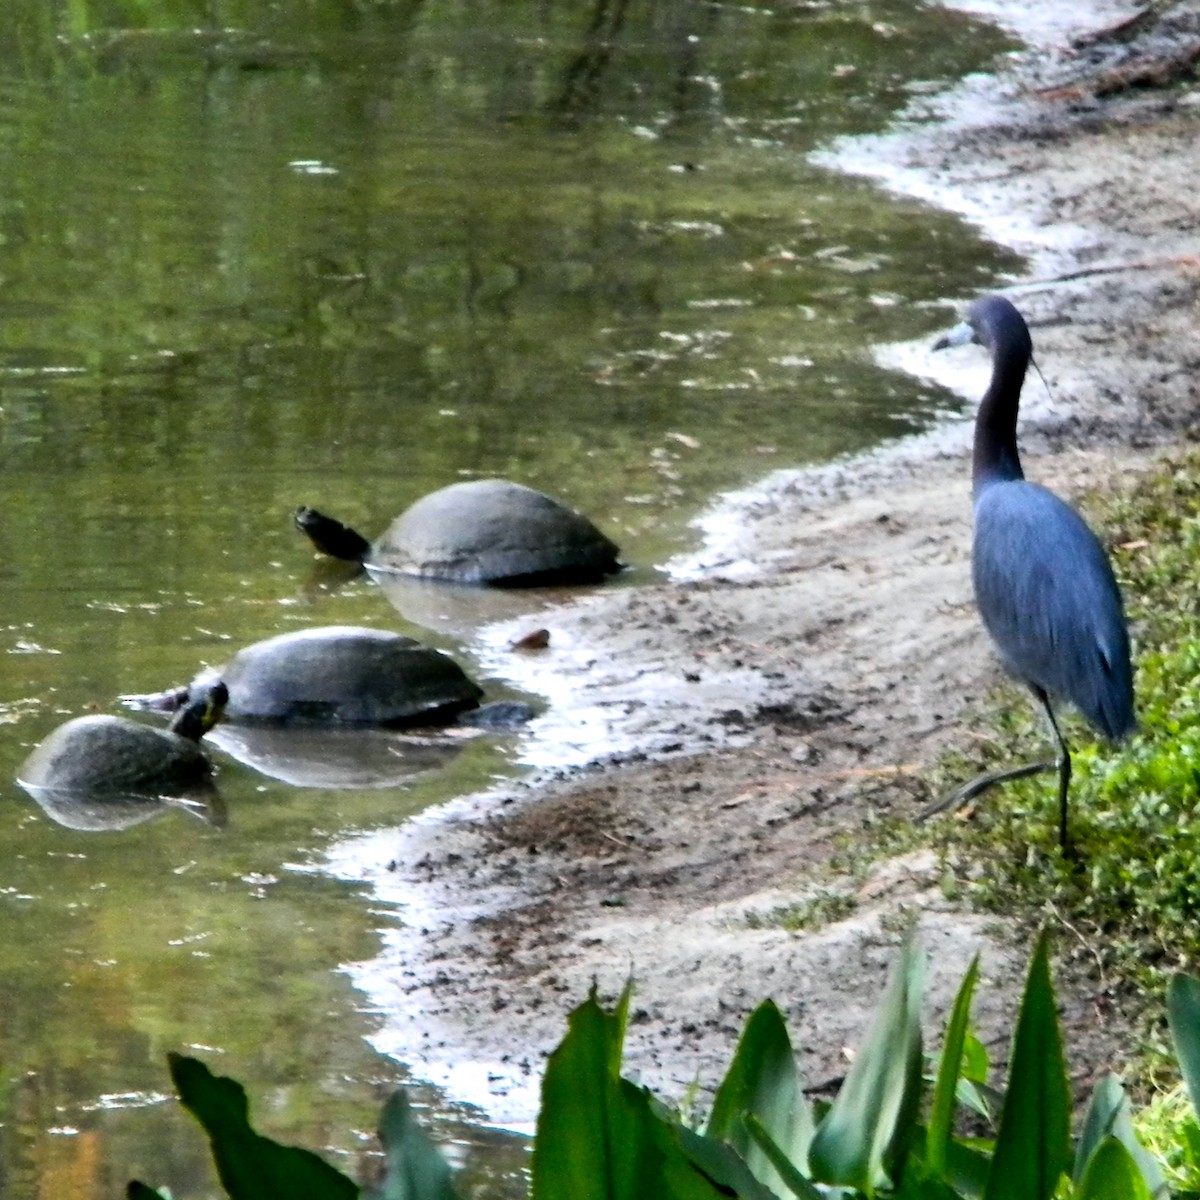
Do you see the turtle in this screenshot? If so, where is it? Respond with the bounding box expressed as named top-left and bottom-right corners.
top-left (294, 478), bottom-right (622, 586)
top-left (17, 682), bottom-right (228, 799)
top-left (122, 626), bottom-right (486, 728)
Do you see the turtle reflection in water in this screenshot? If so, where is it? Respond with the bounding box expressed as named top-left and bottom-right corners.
top-left (205, 724), bottom-right (468, 790)
top-left (122, 626), bottom-right (532, 789)
top-left (295, 478), bottom-right (622, 586)
top-left (17, 683), bottom-right (228, 831)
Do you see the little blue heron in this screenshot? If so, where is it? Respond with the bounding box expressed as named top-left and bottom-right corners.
top-left (923, 294), bottom-right (1135, 850)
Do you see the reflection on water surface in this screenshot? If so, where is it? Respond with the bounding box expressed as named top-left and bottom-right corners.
top-left (0, 1), bottom-right (1016, 1194)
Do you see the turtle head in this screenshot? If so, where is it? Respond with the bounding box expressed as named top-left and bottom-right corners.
top-left (169, 681), bottom-right (229, 742)
top-left (293, 507), bottom-right (372, 563)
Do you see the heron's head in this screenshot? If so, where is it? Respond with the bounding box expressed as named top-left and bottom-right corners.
top-left (933, 295), bottom-right (1028, 356)
top-left (932, 317), bottom-right (976, 353)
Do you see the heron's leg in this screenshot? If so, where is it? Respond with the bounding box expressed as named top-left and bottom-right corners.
top-left (919, 759), bottom-right (1056, 820)
top-left (920, 686), bottom-right (1069, 826)
top-left (1033, 689), bottom-right (1072, 851)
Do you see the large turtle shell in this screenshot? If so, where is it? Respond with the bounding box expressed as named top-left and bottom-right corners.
top-left (215, 626), bottom-right (484, 725)
top-left (368, 479), bottom-right (621, 585)
top-left (18, 715), bottom-right (213, 797)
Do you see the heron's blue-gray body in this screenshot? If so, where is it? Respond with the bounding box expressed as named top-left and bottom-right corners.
top-left (973, 478), bottom-right (1134, 741)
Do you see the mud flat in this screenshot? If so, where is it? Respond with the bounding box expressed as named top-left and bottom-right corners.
top-left (328, 0), bottom-right (1200, 1126)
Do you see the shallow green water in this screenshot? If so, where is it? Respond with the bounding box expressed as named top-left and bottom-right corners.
top-left (0, 1), bottom-right (1017, 1195)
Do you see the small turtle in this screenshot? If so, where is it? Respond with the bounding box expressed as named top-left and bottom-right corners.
top-left (295, 478), bottom-right (621, 586)
top-left (18, 683), bottom-right (227, 798)
top-left (124, 626), bottom-right (485, 728)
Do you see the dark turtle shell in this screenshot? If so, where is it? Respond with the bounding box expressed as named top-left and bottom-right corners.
top-left (18, 715), bottom-right (216, 798)
top-left (370, 479), bottom-right (620, 584)
top-left (208, 625), bottom-right (483, 726)
top-left (296, 480), bottom-right (621, 585)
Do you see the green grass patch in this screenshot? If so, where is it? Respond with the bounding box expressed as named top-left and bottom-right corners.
top-left (746, 891), bottom-right (859, 933)
top-left (1136, 1084), bottom-right (1200, 1197)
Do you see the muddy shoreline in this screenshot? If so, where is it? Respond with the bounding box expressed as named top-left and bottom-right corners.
top-left (331, 2), bottom-right (1200, 1127)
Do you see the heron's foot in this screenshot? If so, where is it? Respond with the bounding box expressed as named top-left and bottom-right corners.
top-left (918, 759), bottom-right (1057, 822)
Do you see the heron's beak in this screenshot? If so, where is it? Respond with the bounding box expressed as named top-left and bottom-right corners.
top-left (932, 320), bottom-right (974, 351)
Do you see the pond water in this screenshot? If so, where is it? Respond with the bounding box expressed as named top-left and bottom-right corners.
top-left (0, 2), bottom-right (1019, 1195)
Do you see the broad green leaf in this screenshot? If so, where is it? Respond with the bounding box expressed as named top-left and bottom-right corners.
top-left (168, 1054), bottom-right (359, 1200)
top-left (955, 1033), bottom-right (997, 1123)
top-left (530, 986), bottom-right (730, 1200)
top-left (620, 1080), bottom-right (738, 1200)
top-left (1073, 1075), bottom-right (1166, 1198)
top-left (981, 932), bottom-right (1069, 1200)
top-left (943, 1137), bottom-right (991, 1200)
top-left (904, 1126), bottom-right (990, 1200)
top-left (126, 1185), bottom-right (169, 1200)
top-left (707, 1000), bottom-right (814, 1193)
top-left (961, 1032), bottom-right (989, 1085)
top-left (1168, 975), bottom-right (1200, 1120)
top-left (675, 1119), bottom-right (784, 1200)
top-left (364, 1089), bottom-right (463, 1200)
top-left (891, 1157), bottom-right (961, 1200)
top-left (1073, 1075), bottom-right (1124, 1186)
top-left (1182, 1117), bottom-right (1200, 1168)
top-left (807, 938), bottom-right (926, 1195)
top-left (530, 984), bottom-right (638, 1200)
top-left (1075, 1137), bottom-right (1153, 1200)
top-left (954, 1079), bottom-right (994, 1124)
top-left (926, 955), bottom-right (979, 1179)
top-left (743, 1112), bottom-right (825, 1200)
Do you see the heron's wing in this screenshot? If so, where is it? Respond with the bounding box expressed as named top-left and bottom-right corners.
top-left (972, 481), bottom-right (1134, 741)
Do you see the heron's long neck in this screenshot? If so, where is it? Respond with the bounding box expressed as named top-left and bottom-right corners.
top-left (972, 346), bottom-right (1027, 493)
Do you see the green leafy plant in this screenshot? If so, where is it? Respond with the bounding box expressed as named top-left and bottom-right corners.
top-left (130, 1054), bottom-right (462, 1200)
top-left (130, 930), bottom-right (1200, 1199)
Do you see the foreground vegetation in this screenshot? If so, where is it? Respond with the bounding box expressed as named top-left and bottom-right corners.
top-left (130, 932), bottom-right (1200, 1199)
